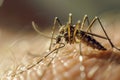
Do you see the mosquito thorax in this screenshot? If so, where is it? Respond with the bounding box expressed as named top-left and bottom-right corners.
top-left (77, 30), bottom-right (84, 38)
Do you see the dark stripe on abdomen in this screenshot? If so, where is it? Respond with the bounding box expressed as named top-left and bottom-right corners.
top-left (77, 31), bottom-right (106, 50)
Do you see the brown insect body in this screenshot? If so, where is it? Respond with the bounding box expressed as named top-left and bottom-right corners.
top-left (32, 13), bottom-right (120, 54)
top-left (56, 25), bottom-right (106, 50)
top-left (76, 31), bottom-right (106, 50)
top-left (9, 13), bottom-right (120, 78)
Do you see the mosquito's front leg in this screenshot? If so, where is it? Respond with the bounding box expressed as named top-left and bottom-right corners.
top-left (49, 17), bottom-right (63, 50)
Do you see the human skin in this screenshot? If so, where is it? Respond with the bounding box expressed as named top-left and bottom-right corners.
top-left (1, 15), bottom-right (120, 80)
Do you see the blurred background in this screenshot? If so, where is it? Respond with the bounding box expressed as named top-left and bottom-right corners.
top-left (0, 0), bottom-right (120, 79)
top-left (0, 0), bottom-right (120, 29)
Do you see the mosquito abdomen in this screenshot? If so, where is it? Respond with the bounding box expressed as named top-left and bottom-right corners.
top-left (77, 31), bottom-right (106, 50)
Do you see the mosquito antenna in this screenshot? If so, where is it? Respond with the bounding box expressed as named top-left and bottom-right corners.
top-left (32, 21), bottom-right (56, 40)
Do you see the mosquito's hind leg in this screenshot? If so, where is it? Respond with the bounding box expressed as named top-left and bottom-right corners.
top-left (97, 18), bottom-right (120, 51)
top-left (85, 16), bottom-right (120, 51)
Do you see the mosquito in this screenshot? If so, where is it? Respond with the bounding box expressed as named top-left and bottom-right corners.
top-left (32, 13), bottom-right (120, 78)
top-left (32, 13), bottom-right (120, 54)
top-left (9, 13), bottom-right (120, 78)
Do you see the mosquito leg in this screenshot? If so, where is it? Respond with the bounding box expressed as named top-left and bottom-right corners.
top-left (97, 18), bottom-right (120, 51)
top-left (79, 15), bottom-right (90, 55)
top-left (68, 13), bottom-right (72, 24)
top-left (86, 17), bottom-right (120, 51)
top-left (43, 43), bottom-right (65, 77)
top-left (81, 15), bottom-right (90, 30)
top-left (46, 43), bottom-right (63, 68)
top-left (81, 15), bottom-right (95, 39)
top-left (66, 13), bottom-right (72, 43)
top-left (11, 43), bottom-right (65, 77)
top-left (40, 43), bottom-right (62, 79)
top-left (80, 15), bottom-right (93, 39)
top-left (49, 17), bottom-right (57, 50)
top-left (78, 16), bottom-right (89, 53)
top-left (56, 17), bottom-right (62, 26)
top-left (73, 20), bottom-right (81, 43)
top-left (79, 15), bottom-right (89, 80)
top-left (49, 16), bottom-right (63, 50)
